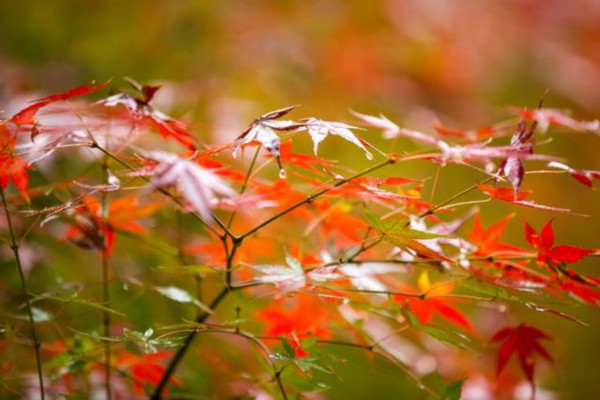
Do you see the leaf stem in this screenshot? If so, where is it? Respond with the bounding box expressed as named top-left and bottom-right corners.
top-left (0, 186), bottom-right (45, 399)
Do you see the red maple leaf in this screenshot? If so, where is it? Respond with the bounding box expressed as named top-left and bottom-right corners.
top-left (9, 80), bottom-right (110, 126)
top-left (467, 211), bottom-right (527, 258)
top-left (0, 155), bottom-right (34, 201)
top-left (98, 78), bottom-right (195, 147)
top-left (490, 323), bottom-right (553, 385)
top-left (524, 219), bottom-right (595, 266)
top-left (114, 350), bottom-right (179, 395)
top-left (393, 272), bottom-right (472, 331)
top-left (65, 195), bottom-right (160, 254)
top-left (257, 292), bottom-right (334, 356)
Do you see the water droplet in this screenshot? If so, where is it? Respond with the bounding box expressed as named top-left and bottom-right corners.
top-left (279, 169), bottom-right (287, 179)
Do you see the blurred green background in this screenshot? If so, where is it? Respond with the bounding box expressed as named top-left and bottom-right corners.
top-left (1, 0), bottom-right (599, 398)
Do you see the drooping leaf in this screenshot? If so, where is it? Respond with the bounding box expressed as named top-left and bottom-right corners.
top-left (496, 116), bottom-right (537, 198)
top-left (490, 323), bottom-right (553, 385)
top-left (145, 151), bottom-right (236, 223)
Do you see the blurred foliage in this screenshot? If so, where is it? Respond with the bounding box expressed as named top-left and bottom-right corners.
top-left (1, 0), bottom-right (600, 398)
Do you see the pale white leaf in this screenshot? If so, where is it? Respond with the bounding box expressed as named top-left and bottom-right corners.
top-left (302, 118), bottom-right (374, 160)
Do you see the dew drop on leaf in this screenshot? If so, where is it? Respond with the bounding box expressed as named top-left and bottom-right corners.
top-left (279, 169), bottom-right (287, 179)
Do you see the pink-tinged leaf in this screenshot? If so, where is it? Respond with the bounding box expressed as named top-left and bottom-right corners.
top-left (144, 151), bottom-right (235, 223)
top-left (301, 118), bottom-right (375, 160)
top-left (515, 108), bottom-right (600, 134)
top-left (497, 116), bottom-right (537, 196)
top-left (350, 110), bottom-right (400, 139)
top-left (9, 80), bottom-right (110, 126)
top-left (98, 79), bottom-right (194, 147)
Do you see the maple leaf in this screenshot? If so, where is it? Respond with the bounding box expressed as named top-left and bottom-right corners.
top-left (300, 117), bottom-right (375, 160)
top-left (232, 105), bottom-right (303, 178)
top-left (257, 292), bottom-right (332, 340)
top-left (83, 195), bottom-right (161, 234)
top-left (0, 155), bottom-right (33, 201)
top-left (467, 211), bottom-right (527, 258)
top-left (8, 80), bottom-right (110, 126)
top-left (490, 323), bottom-right (553, 385)
top-left (145, 151), bottom-right (236, 223)
top-left (393, 271), bottom-right (472, 331)
top-left (497, 117), bottom-right (536, 198)
top-left (115, 350), bottom-right (179, 395)
top-left (524, 219), bottom-right (595, 266)
top-left (249, 252), bottom-right (306, 294)
top-left (63, 195), bottom-right (160, 254)
top-left (98, 78), bottom-right (194, 147)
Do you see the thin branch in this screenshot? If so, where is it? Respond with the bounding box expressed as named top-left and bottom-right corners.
top-left (0, 186), bottom-right (45, 399)
top-left (100, 156), bottom-right (112, 400)
top-left (412, 176), bottom-right (496, 223)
